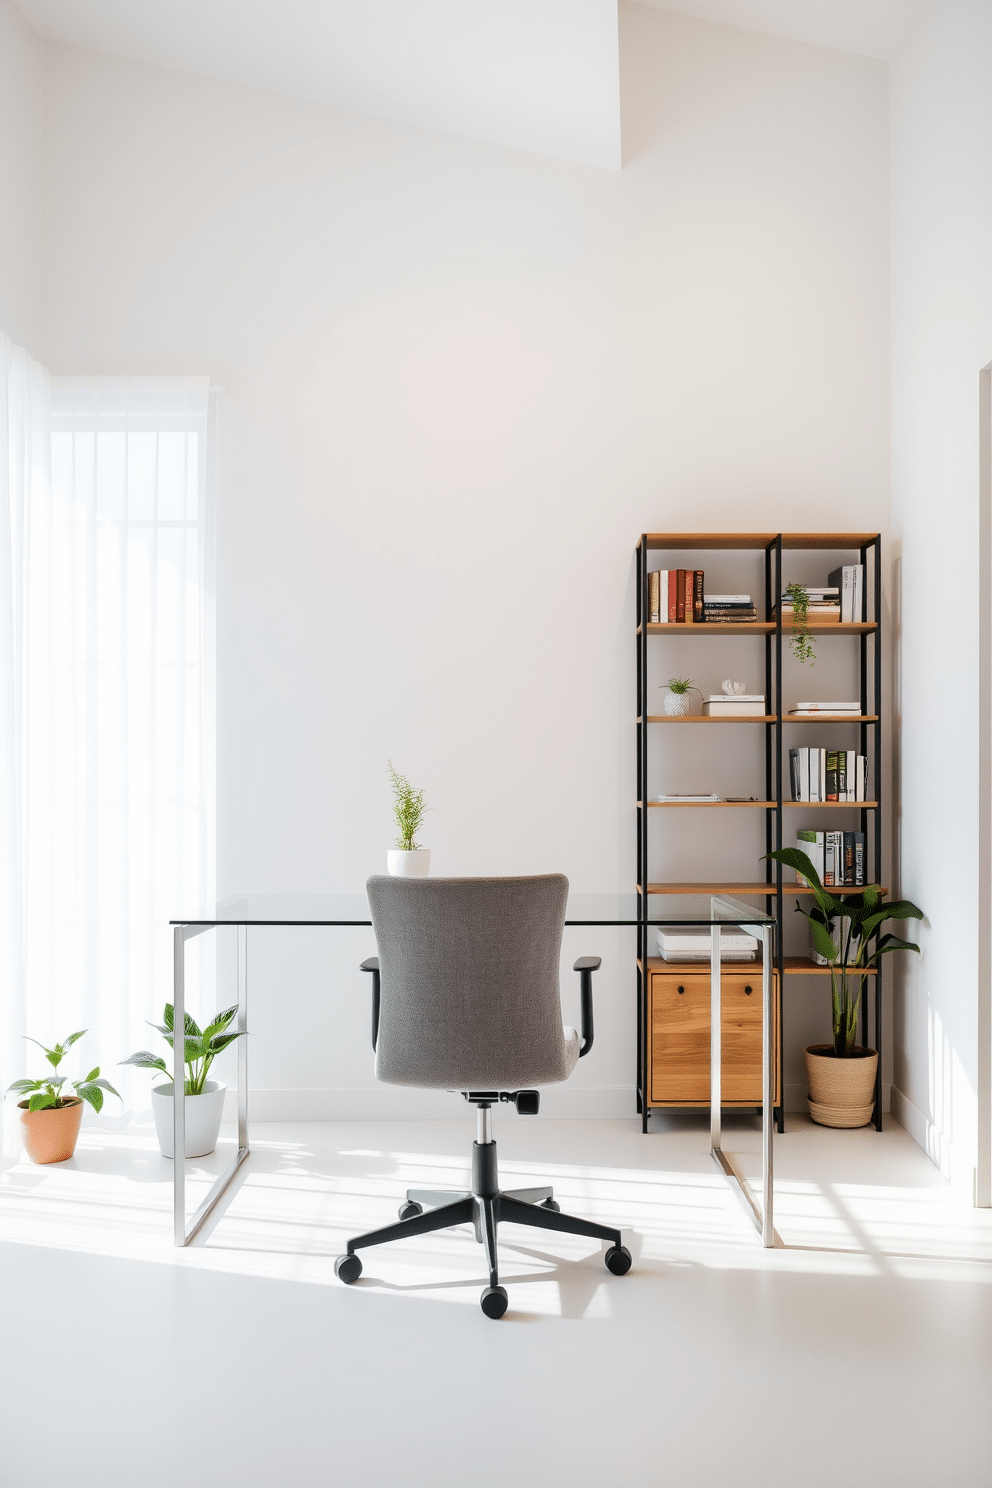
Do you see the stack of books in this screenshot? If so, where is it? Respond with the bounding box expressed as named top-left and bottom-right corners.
top-left (703, 693), bottom-right (766, 716)
top-left (704, 594), bottom-right (757, 623)
top-left (777, 585), bottom-right (840, 623)
top-left (788, 701), bottom-right (861, 716)
top-left (655, 928), bottom-right (758, 963)
top-left (648, 570), bottom-right (704, 624)
top-left (827, 565), bottom-right (865, 623)
top-left (795, 829), bottom-right (866, 889)
top-left (789, 748), bottom-right (869, 801)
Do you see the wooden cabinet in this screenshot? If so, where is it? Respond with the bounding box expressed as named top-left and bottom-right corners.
top-left (647, 962), bottom-right (780, 1109)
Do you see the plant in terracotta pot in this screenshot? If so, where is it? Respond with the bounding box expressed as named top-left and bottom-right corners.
top-left (386, 760), bottom-right (430, 877)
top-left (6, 1030), bottom-right (121, 1164)
top-left (661, 677), bottom-right (703, 717)
top-left (765, 846), bottom-right (924, 1128)
top-left (121, 1003), bottom-right (242, 1158)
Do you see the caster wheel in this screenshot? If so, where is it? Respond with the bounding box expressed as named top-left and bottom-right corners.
top-left (398, 1200), bottom-right (423, 1221)
top-left (335, 1253), bottom-right (363, 1285)
top-left (605, 1245), bottom-right (632, 1276)
top-left (480, 1285), bottom-right (508, 1319)
top-left (541, 1199), bottom-right (560, 1212)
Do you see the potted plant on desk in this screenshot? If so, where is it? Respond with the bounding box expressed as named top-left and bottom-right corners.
top-left (386, 761), bottom-right (430, 876)
top-left (6, 1030), bottom-right (120, 1164)
top-left (121, 1003), bottom-right (242, 1158)
top-left (765, 847), bottom-right (924, 1128)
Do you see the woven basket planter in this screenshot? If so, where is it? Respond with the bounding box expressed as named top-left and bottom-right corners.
top-left (805, 1044), bottom-right (877, 1128)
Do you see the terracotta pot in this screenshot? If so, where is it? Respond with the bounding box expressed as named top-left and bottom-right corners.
top-left (18, 1096), bottom-right (84, 1164)
top-left (805, 1044), bottom-right (878, 1128)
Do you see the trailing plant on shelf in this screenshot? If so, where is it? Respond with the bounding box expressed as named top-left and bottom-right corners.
top-left (387, 761), bottom-right (428, 851)
top-left (784, 582), bottom-right (815, 666)
top-left (120, 1003), bottom-right (242, 1094)
top-left (7, 1030), bottom-right (120, 1113)
top-left (764, 847), bottom-right (923, 1057)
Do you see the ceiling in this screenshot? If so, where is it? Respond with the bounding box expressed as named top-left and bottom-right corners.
top-left (15, 0), bottom-right (921, 169)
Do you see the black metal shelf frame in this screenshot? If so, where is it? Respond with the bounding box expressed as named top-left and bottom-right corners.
top-left (634, 533), bottom-right (884, 1134)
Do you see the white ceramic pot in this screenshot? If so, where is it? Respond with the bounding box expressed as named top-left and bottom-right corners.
top-left (150, 1080), bottom-right (226, 1158)
top-left (663, 689), bottom-right (702, 717)
top-left (387, 848), bottom-right (431, 877)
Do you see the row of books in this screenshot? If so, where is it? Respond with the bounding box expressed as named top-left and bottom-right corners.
top-left (647, 570), bottom-right (758, 624)
top-left (789, 748), bottom-right (869, 802)
top-left (796, 829), bottom-right (867, 889)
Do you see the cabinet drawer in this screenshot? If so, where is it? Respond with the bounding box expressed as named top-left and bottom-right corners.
top-left (648, 970), bottom-right (780, 1107)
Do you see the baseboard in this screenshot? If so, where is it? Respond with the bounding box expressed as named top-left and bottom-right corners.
top-left (227, 1085), bottom-right (640, 1122)
top-left (890, 1083), bottom-right (973, 1189)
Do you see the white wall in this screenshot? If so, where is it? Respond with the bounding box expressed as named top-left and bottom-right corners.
top-left (0, 0), bottom-right (41, 351)
top-left (889, 0), bottom-right (992, 1186)
top-left (35, 6), bottom-right (891, 1117)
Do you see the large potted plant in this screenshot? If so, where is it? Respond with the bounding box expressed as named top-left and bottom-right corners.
top-left (121, 1003), bottom-right (242, 1158)
top-left (6, 1030), bottom-right (120, 1164)
top-left (765, 847), bottom-right (924, 1127)
top-left (386, 760), bottom-right (430, 876)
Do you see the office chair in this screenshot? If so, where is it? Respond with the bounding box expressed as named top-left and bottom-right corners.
top-left (334, 874), bottom-right (631, 1318)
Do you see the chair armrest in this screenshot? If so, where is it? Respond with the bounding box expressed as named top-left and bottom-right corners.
top-left (573, 956), bottom-right (601, 1057)
top-left (360, 957), bottom-right (380, 1051)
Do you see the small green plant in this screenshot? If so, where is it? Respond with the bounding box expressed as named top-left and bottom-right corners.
top-left (785, 582), bottom-right (815, 665)
top-left (764, 847), bottom-right (923, 1056)
top-left (120, 1003), bottom-right (242, 1095)
top-left (665, 677), bottom-right (697, 695)
top-left (6, 1030), bottom-right (121, 1113)
top-left (388, 760), bottom-right (428, 851)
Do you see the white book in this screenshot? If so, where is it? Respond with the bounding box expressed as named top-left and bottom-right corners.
top-left (853, 565), bottom-right (864, 622)
top-left (846, 750), bottom-right (856, 803)
top-left (799, 747), bottom-right (810, 802)
top-left (656, 930), bottom-right (758, 954)
top-left (658, 569), bottom-right (668, 622)
top-left (650, 793), bottom-right (720, 802)
top-left (809, 748), bottom-right (819, 802)
top-left (705, 694), bottom-right (764, 702)
top-left (705, 594), bottom-right (752, 604)
top-left (795, 830), bottom-right (824, 886)
top-left (703, 699), bottom-right (766, 716)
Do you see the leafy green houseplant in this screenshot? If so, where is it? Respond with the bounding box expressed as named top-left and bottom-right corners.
top-left (6, 1030), bottom-right (121, 1164)
top-left (784, 582), bottom-right (815, 666)
top-left (662, 676), bottom-right (703, 717)
top-left (121, 1003), bottom-right (243, 1158)
top-left (387, 761), bottom-right (431, 876)
top-left (765, 846), bottom-right (924, 1127)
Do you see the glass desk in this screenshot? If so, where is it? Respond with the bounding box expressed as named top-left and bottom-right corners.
top-left (169, 891), bottom-right (776, 1248)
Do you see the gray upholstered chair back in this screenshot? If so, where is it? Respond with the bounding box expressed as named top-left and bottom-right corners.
top-left (366, 874), bottom-right (578, 1090)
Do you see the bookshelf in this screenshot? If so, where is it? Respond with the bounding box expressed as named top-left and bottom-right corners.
top-left (635, 532), bottom-right (883, 1134)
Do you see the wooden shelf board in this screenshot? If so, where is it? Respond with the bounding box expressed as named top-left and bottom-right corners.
top-left (783, 957), bottom-right (877, 976)
top-left (642, 714), bottom-right (777, 724)
top-left (641, 882), bottom-right (886, 896)
top-left (638, 955), bottom-right (876, 976)
top-left (784, 800), bottom-right (878, 808)
top-left (639, 622), bottom-right (876, 636)
top-left (643, 800), bottom-right (775, 808)
top-left (640, 799), bottom-right (878, 808)
top-left (784, 714), bottom-right (879, 723)
top-left (641, 532), bottom-right (879, 552)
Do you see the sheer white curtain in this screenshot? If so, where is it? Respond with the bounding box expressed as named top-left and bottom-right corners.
top-left (1, 359), bottom-right (215, 1151)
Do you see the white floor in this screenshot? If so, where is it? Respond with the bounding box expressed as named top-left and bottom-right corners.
top-left (3, 1111), bottom-right (992, 1487)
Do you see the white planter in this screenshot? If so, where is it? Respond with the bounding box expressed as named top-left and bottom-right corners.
top-left (387, 848), bottom-right (431, 877)
top-left (150, 1081), bottom-right (226, 1158)
top-left (663, 689), bottom-right (702, 717)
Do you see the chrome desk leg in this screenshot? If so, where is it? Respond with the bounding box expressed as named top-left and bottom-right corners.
top-left (711, 924), bottom-right (775, 1247)
top-left (174, 922), bottom-right (251, 1247)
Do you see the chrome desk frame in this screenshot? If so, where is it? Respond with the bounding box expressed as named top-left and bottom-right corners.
top-left (709, 916), bottom-right (775, 1247)
top-left (172, 922), bottom-right (249, 1247)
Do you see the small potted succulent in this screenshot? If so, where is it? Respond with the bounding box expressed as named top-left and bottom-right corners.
top-left (121, 1002), bottom-right (242, 1158)
top-left (6, 1030), bottom-right (121, 1164)
top-left (661, 677), bottom-right (703, 717)
top-left (386, 760), bottom-right (430, 876)
top-left (765, 846), bottom-right (924, 1127)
